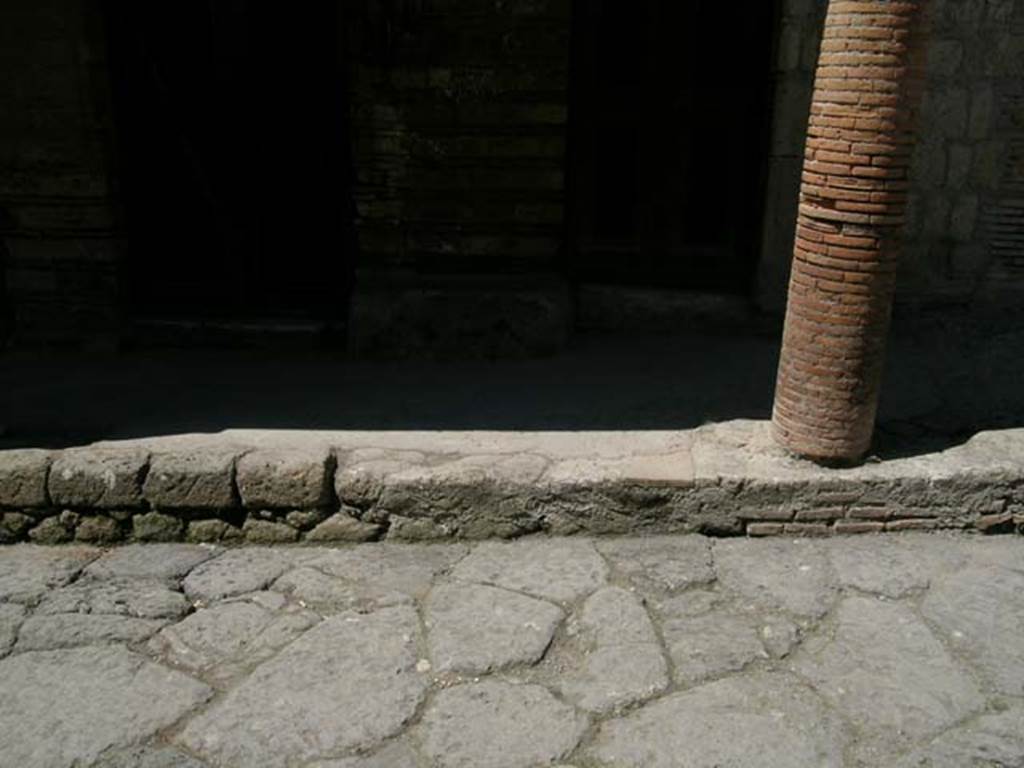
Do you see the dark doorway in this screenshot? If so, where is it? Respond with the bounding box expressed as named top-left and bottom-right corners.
top-left (104, 3), bottom-right (355, 327)
top-left (568, 1), bottom-right (779, 293)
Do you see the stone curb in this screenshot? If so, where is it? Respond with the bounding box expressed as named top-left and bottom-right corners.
top-left (0, 420), bottom-right (1021, 544)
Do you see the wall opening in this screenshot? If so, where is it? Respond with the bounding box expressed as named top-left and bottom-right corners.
top-left (103, 3), bottom-right (356, 331)
top-left (567, 0), bottom-right (778, 295)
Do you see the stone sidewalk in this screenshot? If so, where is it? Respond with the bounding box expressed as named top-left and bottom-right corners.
top-left (1, 533), bottom-right (1022, 767)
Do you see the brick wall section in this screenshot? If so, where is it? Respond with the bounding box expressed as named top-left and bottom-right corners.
top-left (0, 0), bottom-right (120, 346)
top-left (348, 0), bottom-right (570, 278)
top-left (772, 0), bottom-right (932, 462)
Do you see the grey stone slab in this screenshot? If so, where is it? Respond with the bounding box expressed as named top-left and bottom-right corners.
top-left (183, 548), bottom-right (296, 603)
top-left (893, 705), bottom-right (1024, 768)
top-left (273, 566), bottom-right (413, 612)
top-left (415, 681), bottom-right (588, 768)
top-left (556, 587), bottom-right (668, 714)
top-left (574, 586), bottom-right (659, 647)
top-left (305, 543), bottom-right (467, 600)
top-left (825, 536), bottom-right (938, 598)
top-left (794, 597), bottom-right (985, 761)
top-left (36, 577), bottom-right (190, 620)
top-left (144, 447), bottom-right (240, 509)
top-left (0, 545), bottom-right (98, 603)
top-left (49, 447), bottom-right (149, 509)
top-left (595, 535), bottom-right (715, 592)
top-left (451, 538), bottom-right (608, 604)
top-left (0, 646), bottom-right (211, 768)
top-left (86, 544), bottom-right (220, 582)
top-left (425, 582), bottom-right (564, 674)
top-left (16, 613), bottom-right (166, 651)
top-left (309, 741), bottom-right (422, 768)
top-left (586, 672), bottom-right (847, 768)
top-left (149, 597), bottom-right (318, 685)
top-left (0, 448), bottom-right (51, 507)
top-left (178, 606), bottom-right (427, 768)
top-left (713, 538), bottom-right (836, 618)
top-left (236, 448), bottom-right (333, 509)
top-left (921, 564), bottom-right (1024, 696)
top-left (662, 609), bottom-right (769, 687)
top-left (558, 643), bottom-right (668, 715)
top-left (93, 746), bottom-right (208, 768)
top-left (0, 602), bottom-right (26, 655)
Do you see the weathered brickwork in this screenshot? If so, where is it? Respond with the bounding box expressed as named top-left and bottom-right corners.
top-left (773, 0), bottom-right (932, 462)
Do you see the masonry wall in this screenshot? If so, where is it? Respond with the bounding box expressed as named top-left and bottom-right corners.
top-left (759, 0), bottom-right (1024, 312)
top-left (0, 0), bottom-right (120, 346)
top-left (348, 0), bottom-right (570, 278)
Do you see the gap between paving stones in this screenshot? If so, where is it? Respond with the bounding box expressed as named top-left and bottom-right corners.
top-left (1, 420), bottom-right (1023, 545)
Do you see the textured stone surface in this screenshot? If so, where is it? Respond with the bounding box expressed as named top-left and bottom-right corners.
top-left (273, 566), bottom-right (414, 612)
top-left (148, 596), bottom-right (318, 684)
top-left (893, 705), bottom-right (1024, 768)
top-left (306, 543), bottom-right (467, 599)
top-left (662, 609), bottom-right (768, 687)
top-left (794, 597), bottom-right (985, 759)
top-left (133, 512), bottom-right (185, 542)
top-left (49, 447), bottom-right (148, 509)
top-left (29, 515), bottom-right (74, 543)
top-left (144, 447), bottom-right (240, 509)
top-left (596, 535), bottom-right (715, 592)
top-left (310, 741), bottom-right (422, 768)
top-left (0, 646), bottom-right (211, 768)
top-left (16, 613), bottom-right (166, 651)
top-left (242, 517), bottom-right (300, 543)
top-left (0, 511), bottom-right (35, 542)
top-left (0, 602), bottom-right (26, 655)
top-left (0, 545), bottom-right (97, 603)
top-left (236, 447), bottom-right (333, 509)
top-left (587, 673), bottom-right (847, 767)
top-left (178, 606), bottom-right (427, 768)
top-left (425, 582), bottom-right (563, 674)
top-left (921, 564), bottom-right (1024, 696)
top-left (86, 544), bottom-right (219, 582)
top-left (713, 537), bottom-right (836, 618)
top-left (74, 515), bottom-right (124, 543)
top-left (451, 538), bottom-right (608, 603)
top-left (306, 511), bottom-right (381, 542)
top-left (416, 681), bottom-right (588, 768)
top-left (93, 747), bottom-right (208, 768)
top-left (183, 548), bottom-right (295, 603)
top-left (36, 577), bottom-right (190, 620)
top-left (825, 536), bottom-right (942, 598)
top-left (0, 448), bottom-right (51, 507)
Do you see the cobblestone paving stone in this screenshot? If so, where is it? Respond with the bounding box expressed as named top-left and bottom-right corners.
top-left (0, 533), bottom-right (1022, 767)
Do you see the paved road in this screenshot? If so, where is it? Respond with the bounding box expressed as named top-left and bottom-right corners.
top-left (1, 533), bottom-right (1022, 767)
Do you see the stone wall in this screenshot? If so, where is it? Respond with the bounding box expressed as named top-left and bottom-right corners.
top-left (348, 0), bottom-right (570, 279)
top-left (758, 0), bottom-right (1024, 312)
top-left (0, 0), bottom-right (120, 346)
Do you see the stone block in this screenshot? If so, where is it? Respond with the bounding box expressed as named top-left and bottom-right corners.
top-left (0, 449), bottom-right (51, 508)
top-left (132, 512), bottom-right (184, 542)
top-left (242, 518), bottom-right (300, 544)
top-left (236, 448), bottom-right (333, 509)
top-left (49, 447), bottom-right (148, 509)
top-left (28, 516), bottom-right (74, 544)
top-left (0, 512), bottom-right (33, 543)
top-left (305, 512), bottom-right (381, 543)
top-left (74, 515), bottom-right (123, 544)
top-left (144, 448), bottom-right (240, 510)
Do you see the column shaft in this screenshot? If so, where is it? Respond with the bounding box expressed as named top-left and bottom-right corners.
top-left (772, 0), bottom-right (931, 463)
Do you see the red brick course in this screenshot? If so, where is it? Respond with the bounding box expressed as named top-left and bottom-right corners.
top-left (773, 0), bottom-right (931, 463)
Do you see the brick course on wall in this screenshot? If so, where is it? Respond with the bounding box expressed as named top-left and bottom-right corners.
top-left (348, 0), bottom-right (570, 279)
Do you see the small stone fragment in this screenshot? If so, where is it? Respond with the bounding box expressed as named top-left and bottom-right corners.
top-left (242, 517), bottom-right (300, 544)
top-left (185, 518), bottom-right (242, 543)
top-left (28, 516), bottom-right (74, 544)
top-left (306, 511), bottom-right (381, 542)
top-left (0, 511), bottom-right (33, 543)
top-left (75, 515), bottom-right (123, 544)
top-left (286, 509), bottom-right (328, 531)
top-left (132, 512), bottom-right (184, 542)
top-left (417, 681), bottom-right (588, 768)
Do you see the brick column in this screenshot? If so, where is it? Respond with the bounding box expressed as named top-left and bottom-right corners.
top-left (772, 0), bottom-right (931, 463)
